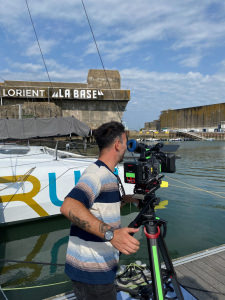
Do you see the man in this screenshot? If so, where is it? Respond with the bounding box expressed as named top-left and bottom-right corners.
top-left (61, 121), bottom-right (140, 300)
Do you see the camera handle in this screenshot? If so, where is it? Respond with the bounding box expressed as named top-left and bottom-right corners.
top-left (127, 191), bottom-right (184, 300)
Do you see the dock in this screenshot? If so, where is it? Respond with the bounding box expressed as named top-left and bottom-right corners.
top-left (43, 244), bottom-right (225, 300)
top-left (174, 244), bottom-right (225, 300)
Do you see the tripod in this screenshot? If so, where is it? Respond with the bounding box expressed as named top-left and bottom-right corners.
top-left (127, 178), bottom-right (184, 300)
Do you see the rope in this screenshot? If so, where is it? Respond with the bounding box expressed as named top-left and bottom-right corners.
top-left (1, 168), bottom-right (37, 211)
top-left (0, 167), bottom-right (35, 192)
top-left (0, 259), bottom-right (64, 267)
top-left (1, 280), bottom-right (70, 291)
top-left (0, 286), bottom-right (8, 300)
top-left (25, 0), bottom-right (54, 94)
top-left (81, 0), bottom-right (122, 122)
top-left (165, 175), bottom-right (225, 199)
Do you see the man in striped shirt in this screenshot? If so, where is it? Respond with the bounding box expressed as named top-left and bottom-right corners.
top-left (61, 121), bottom-right (140, 300)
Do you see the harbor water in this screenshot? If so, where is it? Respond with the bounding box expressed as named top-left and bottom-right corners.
top-left (1, 141), bottom-right (225, 299)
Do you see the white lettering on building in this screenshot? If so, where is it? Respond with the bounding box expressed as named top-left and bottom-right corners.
top-left (8, 89), bottom-right (15, 96)
top-left (87, 90), bottom-right (91, 99)
top-left (93, 90), bottom-right (97, 99)
top-left (1, 88), bottom-right (104, 99)
top-left (73, 90), bottom-right (79, 98)
top-left (65, 89), bottom-right (70, 98)
top-left (39, 90), bottom-right (45, 97)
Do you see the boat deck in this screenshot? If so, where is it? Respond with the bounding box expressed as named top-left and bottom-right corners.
top-left (44, 244), bottom-right (225, 300)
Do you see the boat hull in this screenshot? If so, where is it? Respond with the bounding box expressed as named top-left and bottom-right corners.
top-left (0, 146), bottom-right (134, 225)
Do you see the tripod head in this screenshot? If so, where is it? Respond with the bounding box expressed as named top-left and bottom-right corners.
top-left (133, 174), bottom-right (163, 210)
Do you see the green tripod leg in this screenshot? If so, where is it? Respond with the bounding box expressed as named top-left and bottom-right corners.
top-left (145, 224), bottom-right (165, 300)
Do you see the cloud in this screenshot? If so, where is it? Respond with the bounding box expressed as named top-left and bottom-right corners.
top-left (25, 39), bottom-right (58, 56)
top-left (121, 67), bottom-right (225, 128)
top-left (1, 0), bottom-right (225, 68)
top-left (12, 62), bottom-right (43, 72)
top-left (75, 1), bottom-right (225, 67)
top-left (0, 58), bottom-right (87, 83)
top-left (179, 53), bottom-right (202, 68)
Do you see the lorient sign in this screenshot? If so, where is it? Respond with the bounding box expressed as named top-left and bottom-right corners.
top-left (2, 89), bottom-right (45, 97)
top-left (1, 88), bottom-right (104, 99)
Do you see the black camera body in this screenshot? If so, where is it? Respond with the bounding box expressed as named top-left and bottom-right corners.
top-left (124, 140), bottom-right (177, 185)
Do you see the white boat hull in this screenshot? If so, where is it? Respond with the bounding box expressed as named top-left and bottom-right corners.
top-left (0, 145), bottom-right (134, 225)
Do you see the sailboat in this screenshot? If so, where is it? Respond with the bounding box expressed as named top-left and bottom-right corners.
top-left (0, 117), bottom-right (134, 225)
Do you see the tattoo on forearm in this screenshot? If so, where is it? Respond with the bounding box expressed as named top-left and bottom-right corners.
top-left (69, 211), bottom-right (91, 231)
top-left (99, 223), bottom-right (112, 234)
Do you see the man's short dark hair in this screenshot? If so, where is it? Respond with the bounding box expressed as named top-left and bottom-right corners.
top-left (94, 121), bottom-right (125, 151)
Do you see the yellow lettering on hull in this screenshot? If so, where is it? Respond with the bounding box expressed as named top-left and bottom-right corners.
top-left (0, 175), bottom-right (49, 217)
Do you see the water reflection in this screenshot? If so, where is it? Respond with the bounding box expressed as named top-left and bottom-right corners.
top-left (0, 216), bottom-right (71, 299)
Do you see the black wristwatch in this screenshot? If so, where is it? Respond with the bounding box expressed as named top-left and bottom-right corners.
top-left (104, 229), bottom-right (114, 241)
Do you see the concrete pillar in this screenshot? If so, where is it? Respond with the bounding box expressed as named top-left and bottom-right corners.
top-left (18, 104), bottom-right (22, 119)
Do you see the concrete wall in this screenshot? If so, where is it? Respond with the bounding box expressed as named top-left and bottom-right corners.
top-left (87, 69), bottom-right (120, 89)
top-left (160, 103), bottom-right (225, 130)
top-left (0, 69), bottom-right (130, 129)
top-left (61, 99), bottom-right (127, 128)
top-left (0, 102), bottom-right (61, 119)
top-left (144, 120), bottom-right (160, 131)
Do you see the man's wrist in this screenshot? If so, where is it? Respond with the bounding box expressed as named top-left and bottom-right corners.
top-left (99, 222), bottom-right (115, 240)
top-left (104, 228), bottom-right (115, 241)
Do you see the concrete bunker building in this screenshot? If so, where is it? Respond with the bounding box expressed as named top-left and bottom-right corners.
top-left (160, 103), bottom-right (225, 132)
top-left (0, 69), bottom-right (130, 129)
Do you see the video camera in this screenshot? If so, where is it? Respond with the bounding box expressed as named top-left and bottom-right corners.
top-left (124, 140), bottom-right (178, 186)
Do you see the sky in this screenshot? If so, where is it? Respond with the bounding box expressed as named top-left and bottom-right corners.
top-left (1, 0), bottom-right (225, 129)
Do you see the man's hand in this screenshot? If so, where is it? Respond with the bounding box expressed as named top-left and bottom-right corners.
top-left (111, 227), bottom-right (140, 255)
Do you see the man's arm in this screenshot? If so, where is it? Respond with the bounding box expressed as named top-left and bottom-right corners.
top-left (60, 197), bottom-right (140, 255)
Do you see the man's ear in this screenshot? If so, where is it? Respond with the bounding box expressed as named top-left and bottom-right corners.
top-left (114, 138), bottom-right (120, 151)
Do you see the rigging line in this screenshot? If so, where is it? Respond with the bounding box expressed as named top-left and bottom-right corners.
top-left (2, 168), bottom-right (36, 211)
top-left (165, 175), bottom-right (225, 199)
top-left (0, 167), bottom-right (35, 192)
top-left (0, 152), bottom-right (49, 160)
top-left (170, 183), bottom-right (225, 195)
top-left (0, 286), bottom-right (8, 300)
top-left (1, 162), bottom-right (88, 209)
top-left (39, 164), bottom-right (91, 193)
top-left (0, 258), bottom-right (64, 267)
top-left (2, 280), bottom-right (70, 291)
top-left (81, 0), bottom-right (122, 122)
top-left (0, 153), bottom-right (94, 168)
top-left (0, 159), bottom-right (55, 169)
top-left (25, 0), bottom-right (54, 95)
top-left (169, 184), bottom-right (205, 192)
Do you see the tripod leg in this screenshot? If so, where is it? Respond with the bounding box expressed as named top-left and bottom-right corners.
top-left (158, 234), bottom-right (184, 300)
top-left (145, 224), bottom-right (165, 300)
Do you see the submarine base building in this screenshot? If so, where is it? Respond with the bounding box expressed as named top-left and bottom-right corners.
top-left (159, 103), bottom-right (225, 132)
top-left (0, 69), bottom-right (130, 129)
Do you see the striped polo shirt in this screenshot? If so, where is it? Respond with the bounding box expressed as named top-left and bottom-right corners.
top-left (65, 160), bottom-right (121, 284)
